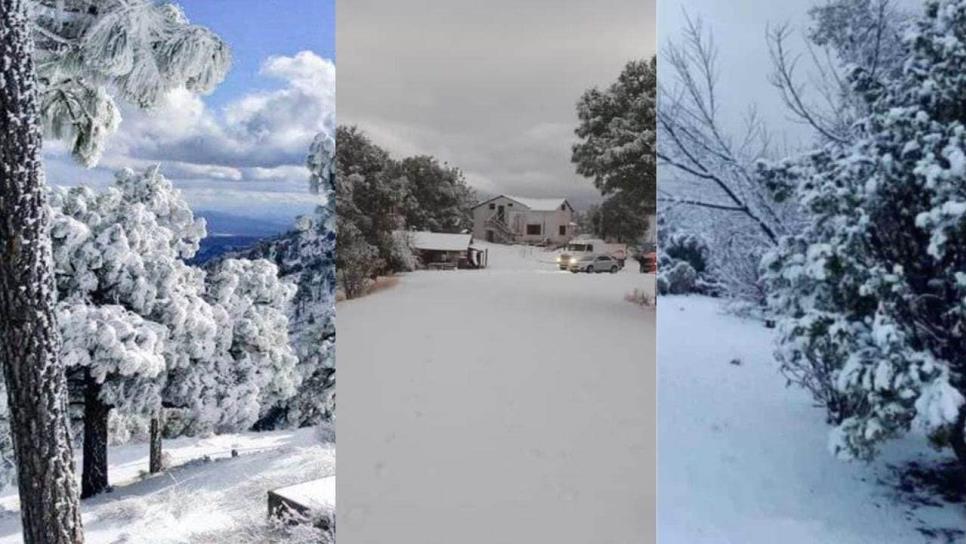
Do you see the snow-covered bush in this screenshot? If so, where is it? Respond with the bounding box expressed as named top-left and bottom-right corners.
top-left (658, 261), bottom-right (698, 295)
top-left (336, 220), bottom-right (382, 299)
top-left (662, 232), bottom-right (709, 275)
top-left (656, 218), bottom-right (717, 296)
top-left (625, 289), bottom-right (655, 307)
top-left (391, 231), bottom-right (418, 272)
top-left (762, 0), bottom-right (966, 465)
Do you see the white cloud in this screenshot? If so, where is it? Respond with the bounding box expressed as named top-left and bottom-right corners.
top-left (46, 51), bottom-right (335, 199)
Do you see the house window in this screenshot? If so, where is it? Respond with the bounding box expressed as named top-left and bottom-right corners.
top-left (561, 204), bottom-right (566, 211)
top-left (508, 203), bottom-right (513, 206)
top-left (558, 225), bottom-right (566, 236)
top-left (489, 203), bottom-right (495, 210)
top-left (526, 224), bottom-right (541, 235)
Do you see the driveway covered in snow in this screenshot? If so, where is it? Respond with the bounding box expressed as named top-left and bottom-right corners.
top-left (337, 243), bottom-right (655, 544)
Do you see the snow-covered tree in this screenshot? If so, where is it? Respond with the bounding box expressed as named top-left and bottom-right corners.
top-left (659, 19), bottom-right (799, 305)
top-left (396, 155), bottom-right (476, 234)
top-left (229, 132), bottom-right (337, 426)
top-left (171, 258), bottom-right (299, 433)
top-left (30, 0), bottom-right (230, 166)
top-left (762, 0), bottom-right (966, 469)
top-left (573, 57), bottom-right (657, 240)
top-left (0, 0), bottom-right (86, 539)
top-left (768, 0), bottom-right (911, 145)
top-left (335, 126), bottom-right (406, 297)
top-left (46, 166), bottom-right (299, 494)
top-left (285, 133), bottom-right (337, 424)
top-left (50, 166), bottom-right (215, 496)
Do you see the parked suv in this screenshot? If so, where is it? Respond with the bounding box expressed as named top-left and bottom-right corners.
top-left (569, 254), bottom-right (621, 273)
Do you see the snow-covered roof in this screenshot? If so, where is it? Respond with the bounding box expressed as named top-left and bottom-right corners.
top-left (272, 477), bottom-right (335, 511)
top-left (504, 195), bottom-right (569, 211)
top-left (405, 231), bottom-right (473, 251)
top-left (473, 195), bottom-right (571, 212)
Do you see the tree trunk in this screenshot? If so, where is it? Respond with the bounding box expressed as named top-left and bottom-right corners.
top-left (149, 416), bottom-right (163, 474)
top-left (81, 376), bottom-right (110, 499)
top-left (950, 404), bottom-right (966, 482)
top-left (0, 1), bottom-right (85, 542)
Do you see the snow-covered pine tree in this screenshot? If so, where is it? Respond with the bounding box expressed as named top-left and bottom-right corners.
top-left (762, 0), bottom-right (966, 470)
top-left (30, 0), bottom-right (230, 166)
top-left (50, 166), bottom-right (218, 497)
top-left (51, 167), bottom-right (301, 492)
top-left (574, 57), bottom-right (656, 243)
top-left (336, 126), bottom-right (408, 296)
top-left (396, 155), bottom-right (476, 234)
top-left (242, 132), bottom-right (338, 427)
top-left (0, 0), bottom-right (86, 541)
top-left (173, 258), bottom-right (299, 433)
top-left (285, 132), bottom-right (337, 424)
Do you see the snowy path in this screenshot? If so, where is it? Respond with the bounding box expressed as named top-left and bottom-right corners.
top-left (0, 428), bottom-right (334, 543)
top-left (658, 296), bottom-right (964, 543)
top-left (338, 243), bottom-right (655, 543)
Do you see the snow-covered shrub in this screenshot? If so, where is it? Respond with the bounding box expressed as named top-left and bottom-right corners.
top-left (336, 220), bottom-right (382, 299)
top-left (316, 421), bottom-right (336, 444)
top-left (657, 221), bottom-right (717, 295)
top-left (663, 231), bottom-right (710, 275)
top-left (658, 261), bottom-right (698, 295)
top-left (625, 289), bottom-right (655, 307)
top-left (762, 0), bottom-right (966, 465)
top-left (391, 231), bottom-right (418, 272)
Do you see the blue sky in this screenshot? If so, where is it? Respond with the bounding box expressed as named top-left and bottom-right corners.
top-left (177, 0), bottom-right (335, 107)
top-left (44, 0), bottom-right (336, 230)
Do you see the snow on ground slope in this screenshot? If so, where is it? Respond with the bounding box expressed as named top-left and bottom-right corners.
top-left (338, 242), bottom-right (654, 544)
top-left (658, 296), bottom-right (965, 543)
top-left (0, 428), bottom-right (334, 543)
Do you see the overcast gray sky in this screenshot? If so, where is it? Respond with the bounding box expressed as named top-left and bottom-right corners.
top-left (337, 0), bottom-right (655, 210)
top-left (658, 0), bottom-right (922, 146)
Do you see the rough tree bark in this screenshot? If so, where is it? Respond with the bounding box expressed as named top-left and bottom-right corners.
top-left (0, 0), bottom-right (86, 542)
top-left (149, 416), bottom-right (163, 474)
top-left (81, 376), bottom-right (110, 499)
top-left (950, 406), bottom-right (966, 481)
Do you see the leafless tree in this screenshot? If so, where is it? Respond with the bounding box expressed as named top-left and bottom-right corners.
top-left (766, 0), bottom-right (908, 146)
top-left (658, 15), bottom-right (793, 247)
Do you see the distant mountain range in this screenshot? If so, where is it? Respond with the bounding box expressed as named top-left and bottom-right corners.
top-left (189, 210), bottom-right (298, 265)
top-left (196, 210), bottom-right (297, 237)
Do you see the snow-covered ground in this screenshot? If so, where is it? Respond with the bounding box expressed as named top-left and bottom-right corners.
top-left (658, 296), bottom-right (965, 543)
top-left (338, 242), bottom-right (655, 543)
top-left (0, 428), bottom-right (334, 543)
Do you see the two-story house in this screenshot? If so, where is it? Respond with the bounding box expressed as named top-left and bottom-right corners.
top-left (471, 195), bottom-right (575, 245)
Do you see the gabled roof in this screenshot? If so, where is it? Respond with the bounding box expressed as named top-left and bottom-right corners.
top-left (400, 231), bottom-right (473, 251)
top-left (473, 194), bottom-right (572, 212)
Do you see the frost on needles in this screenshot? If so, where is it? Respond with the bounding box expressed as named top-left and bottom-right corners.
top-left (31, 0), bottom-right (231, 166)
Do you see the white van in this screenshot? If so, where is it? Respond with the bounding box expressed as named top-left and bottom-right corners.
top-left (557, 238), bottom-right (627, 270)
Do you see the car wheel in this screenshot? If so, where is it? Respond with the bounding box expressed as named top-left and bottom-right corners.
top-left (586, 265), bottom-right (594, 273)
top-left (610, 265), bottom-right (618, 273)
